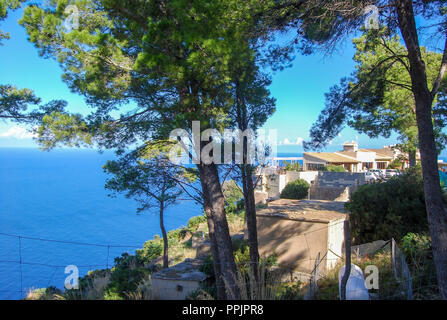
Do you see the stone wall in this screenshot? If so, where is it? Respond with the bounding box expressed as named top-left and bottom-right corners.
top-left (254, 191), bottom-right (268, 205)
top-left (317, 171), bottom-right (365, 187)
top-left (310, 186), bottom-right (349, 201)
top-left (309, 172), bottom-right (364, 201)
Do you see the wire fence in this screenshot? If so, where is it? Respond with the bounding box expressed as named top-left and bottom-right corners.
top-left (0, 232), bottom-right (141, 299)
top-left (391, 238), bottom-right (413, 300)
top-left (0, 226), bottom-right (440, 300)
top-left (292, 237), bottom-right (439, 300)
top-left (0, 217), bottom-right (347, 300)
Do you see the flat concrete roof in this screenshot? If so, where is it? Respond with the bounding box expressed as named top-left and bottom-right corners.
top-left (257, 199), bottom-right (347, 223)
top-left (151, 258), bottom-right (207, 281)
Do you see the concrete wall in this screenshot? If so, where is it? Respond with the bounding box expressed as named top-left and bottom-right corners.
top-left (256, 215), bottom-right (330, 273)
top-left (356, 151), bottom-right (376, 163)
top-left (327, 218), bottom-right (346, 269)
top-left (267, 174), bottom-right (280, 199)
top-left (285, 171), bottom-right (300, 183)
top-left (151, 279), bottom-right (202, 300)
top-left (257, 171), bottom-right (321, 200)
top-left (279, 174), bottom-right (287, 194)
top-left (286, 171), bottom-right (318, 185)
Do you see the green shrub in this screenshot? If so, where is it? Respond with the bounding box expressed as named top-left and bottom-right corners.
top-left (105, 253), bottom-right (151, 298)
top-left (280, 179), bottom-right (309, 200)
top-left (389, 159), bottom-right (403, 169)
top-left (277, 282), bottom-right (305, 300)
top-left (401, 232), bottom-right (431, 258)
top-left (346, 166), bottom-right (428, 244)
top-left (136, 239), bottom-right (163, 263)
top-left (236, 198), bottom-right (245, 211)
top-left (167, 228), bottom-right (188, 246)
top-left (222, 180), bottom-right (243, 203)
top-left (400, 232), bottom-right (440, 299)
top-left (187, 215), bottom-right (207, 231)
top-left (222, 180), bottom-right (244, 214)
top-left (186, 285), bottom-right (216, 300)
top-left (103, 289), bottom-right (124, 300)
top-left (319, 164), bottom-right (347, 172)
top-left (199, 253), bottom-right (215, 278)
top-left (285, 162), bottom-right (301, 171)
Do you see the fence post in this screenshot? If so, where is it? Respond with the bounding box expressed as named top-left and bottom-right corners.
top-left (314, 252), bottom-right (321, 285)
top-left (391, 238), bottom-right (413, 300)
top-left (18, 236), bottom-right (23, 298)
top-left (340, 219), bottom-right (351, 300)
top-left (407, 267), bottom-right (413, 300)
top-left (305, 252), bottom-right (321, 300)
top-left (106, 245), bottom-right (110, 269)
top-left (391, 238), bottom-right (397, 279)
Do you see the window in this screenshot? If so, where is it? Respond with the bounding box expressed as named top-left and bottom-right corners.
top-left (306, 163), bottom-right (325, 171)
top-left (377, 162), bottom-right (387, 169)
top-left (362, 162), bottom-right (373, 170)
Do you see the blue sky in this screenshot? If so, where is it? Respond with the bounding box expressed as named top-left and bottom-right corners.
top-left (0, 7), bottom-right (432, 155)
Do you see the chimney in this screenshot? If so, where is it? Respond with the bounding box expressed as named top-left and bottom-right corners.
top-left (343, 141), bottom-right (358, 152)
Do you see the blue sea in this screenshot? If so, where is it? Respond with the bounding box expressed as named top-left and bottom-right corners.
top-left (0, 148), bottom-right (201, 300)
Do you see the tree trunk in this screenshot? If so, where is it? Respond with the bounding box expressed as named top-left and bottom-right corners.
top-left (240, 164), bottom-right (260, 286)
top-left (234, 79), bottom-right (260, 286)
top-left (409, 150), bottom-right (416, 167)
top-left (396, 0), bottom-right (447, 299)
top-left (203, 202), bottom-right (226, 300)
top-left (159, 203), bottom-right (169, 269)
top-left (197, 162), bottom-right (241, 299)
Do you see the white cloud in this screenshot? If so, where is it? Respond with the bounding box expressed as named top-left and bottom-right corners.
top-left (281, 137), bottom-right (304, 146)
top-left (0, 126), bottom-right (36, 139)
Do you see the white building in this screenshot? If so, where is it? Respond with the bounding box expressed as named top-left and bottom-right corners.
top-left (303, 142), bottom-right (395, 172)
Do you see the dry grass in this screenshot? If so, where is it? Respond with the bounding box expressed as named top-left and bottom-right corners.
top-left (25, 287), bottom-right (64, 300)
top-left (168, 213), bottom-right (245, 265)
top-left (223, 262), bottom-right (284, 300)
top-left (168, 245), bottom-right (197, 265)
top-left (314, 252), bottom-right (403, 300)
top-left (124, 276), bottom-right (153, 300)
top-left (62, 272), bottom-right (112, 300)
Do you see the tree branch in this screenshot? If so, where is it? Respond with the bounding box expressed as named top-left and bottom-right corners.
top-left (431, 35), bottom-right (447, 100)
